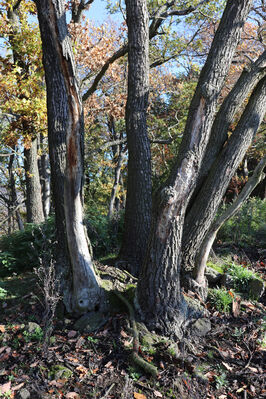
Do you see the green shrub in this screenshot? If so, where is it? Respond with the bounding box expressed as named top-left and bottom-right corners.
top-left (208, 287), bottom-right (233, 313)
top-left (85, 208), bottom-right (124, 258)
top-left (0, 216), bottom-right (56, 277)
top-left (0, 207), bottom-right (123, 277)
top-left (218, 197), bottom-right (266, 247)
top-left (227, 263), bottom-right (261, 294)
top-left (0, 286), bottom-right (8, 299)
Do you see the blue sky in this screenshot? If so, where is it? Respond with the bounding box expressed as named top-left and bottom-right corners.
top-left (87, 0), bottom-right (123, 24)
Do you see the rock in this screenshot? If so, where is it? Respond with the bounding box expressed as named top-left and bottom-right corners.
top-left (191, 318), bottom-right (211, 337)
top-left (220, 273), bottom-right (234, 289)
top-left (205, 266), bottom-right (222, 284)
top-left (167, 342), bottom-right (180, 359)
top-left (49, 365), bottom-right (73, 380)
top-left (248, 278), bottom-right (265, 299)
top-left (74, 311), bottom-right (108, 332)
top-left (27, 322), bottom-right (40, 333)
top-left (185, 296), bottom-right (209, 319)
top-left (19, 388), bottom-right (30, 399)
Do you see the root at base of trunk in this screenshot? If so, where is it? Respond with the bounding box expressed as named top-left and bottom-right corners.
top-left (114, 291), bottom-right (158, 377)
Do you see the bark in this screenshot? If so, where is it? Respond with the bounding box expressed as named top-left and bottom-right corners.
top-left (35, 0), bottom-right (101, 314)
top-left (187, 49), bottom-right (266, 210)
top-left (24, 137), bottom-right (45, 224)
top-left (8, 153), bottom-right (24, 231)
top-left (119, 0), bottom-right (152, 274)
top-left (108, 149), bottom-right (126, 220)
top-left (195, 155), bottom-right (266, 285)
top-left (137, 0), bottom-right (253, 337)
top-left (182, 76), bottom-right (266, 273)
top-left (39, 134), bottom-right (51, 218)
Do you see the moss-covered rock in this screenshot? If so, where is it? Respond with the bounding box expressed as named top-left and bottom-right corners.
top-left (49, 365), bottom-right (73, 380)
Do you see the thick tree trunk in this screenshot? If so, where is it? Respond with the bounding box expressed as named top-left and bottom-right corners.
top-left (24, 137), bottom-right (45, 224)
top-left (119, 0), bottom-right (152, 274)
top-left (35, 0), bottom-right (101, 314)
top-left (137, 0), bottom-right (253, 337)
top-left (182, 76), bottom-right (266, 273)
top-left (195, 155), bottom-right (266, 285)
top-left (187, 49), bottom-right (266, 210)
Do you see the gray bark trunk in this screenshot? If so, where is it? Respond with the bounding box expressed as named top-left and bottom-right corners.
top-left (119, 0), bottom-right (152, 274)
top-left (35, 0), bottom-right (101, 314)
top-left (195, 155), bottom-right (266, 285)
top-left (39, 134), bottom-right (51, 219)
top-left (187, 50), bottom-right (266, 210)
top-left (137, 0), bottom-right (253, 337)
top-left (182, 76), bottom-right (266, 273)
top-left (108, 149), bottom-right (126, 220)
top-left (24, 137), bottom-right (45, 224)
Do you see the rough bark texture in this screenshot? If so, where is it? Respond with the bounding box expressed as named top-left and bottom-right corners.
top-left (35, 0), bottom-right (101, 314)
top-left (119, 0), bottom-right (152, 274)
top-left (187, 50), bottom-right (266, 211)
top-left (8, 152), bottom-right (24, 232)
top-left (182, 76), bottom-right (266, 272)
top-left (108, 149), bottom-right (126, 220)
top-left (195, 155), bottom-right (266, 285)
top-left (137, 0), bottom-right (253, 337)
top-left (39, 134), bottom-right (51, 219)
top-left (24, 137), bottom-right (45, 224)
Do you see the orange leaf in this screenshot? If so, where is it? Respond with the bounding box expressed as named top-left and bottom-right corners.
top-left (134, 393), bottom-right (146, 399)
top-left (0, 325), bottom-right (5, 333)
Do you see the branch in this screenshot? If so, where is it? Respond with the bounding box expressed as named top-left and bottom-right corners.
top-left (214, 155), bottom-right (266, 231)
top-left (82, 0), bottom-right (210, 101)
top-left (82, 45), bottom-right (128, 102)
top-left (71, 0), bottom-right (94, 24)
top-left (89, 135), bottom-right (178, 154)
top-left (0, 199), bottom-right (25, 228)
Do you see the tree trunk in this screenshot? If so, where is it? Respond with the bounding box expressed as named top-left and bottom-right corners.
top-left (195, 155), bottom-right (266, 285)
top-left (187, 49), bottom-right (266, 211)
top-left (24, 137), bottom-right (45, 224)
top-left (39, 134), bottom-right (51, 219)
top-left (108, 148), bottom-right (126, 220)
top-left (137, 0), bottom-right (253, 337)
top-left (35, 0), bottom-right (101, 314)
top-left (182, 76), bottom-right (266, 273)
top-left (119, 0), bottom-right (152, 275)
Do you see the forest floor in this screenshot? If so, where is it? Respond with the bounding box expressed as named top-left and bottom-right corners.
top-left (0, 248), bottom-right (265, 399)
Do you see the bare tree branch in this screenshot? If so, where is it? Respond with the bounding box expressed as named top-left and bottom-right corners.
top-left (82, 0), bottom-right (211, 101)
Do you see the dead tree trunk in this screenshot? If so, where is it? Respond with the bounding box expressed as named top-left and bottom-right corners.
top-left (35, 0), bottom-right (101, 314)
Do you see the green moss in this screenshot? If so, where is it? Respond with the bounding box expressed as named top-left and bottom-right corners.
top-left (49, 365), bottom-right (73, 380)
top-left (207, 261), bottom-right (224, 274)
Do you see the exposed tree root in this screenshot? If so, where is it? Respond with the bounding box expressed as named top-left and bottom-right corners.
top-left (114, 291), bottom-right (158, 377)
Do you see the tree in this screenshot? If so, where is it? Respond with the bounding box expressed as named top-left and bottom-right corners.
top-left (34, 0), bottom-right (101, 314)
top-left (118, 0), bottom-right (151, 274)
top-left (136, 0), bottom-right (266, 337)
top-left (0, 0), bottom-right (46, 224)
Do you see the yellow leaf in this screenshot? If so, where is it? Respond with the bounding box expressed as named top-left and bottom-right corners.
top-left (134, 393), bottom-right (147, 399)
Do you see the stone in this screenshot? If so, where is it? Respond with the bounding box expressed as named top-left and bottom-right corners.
top-left (19, 388), bottom-right (30, 399)
top-left (74, 311), bottom-right (108, 332)
top-left (191, 318), bottom-right (211, 337)
top-left (205, 266), bottom-right (222, 284)
top-left (248, 278), bottom-right (265, 299)
top-left (27, 322), bottom-right (40, 333)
